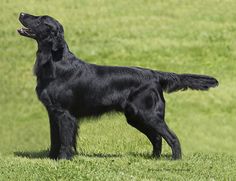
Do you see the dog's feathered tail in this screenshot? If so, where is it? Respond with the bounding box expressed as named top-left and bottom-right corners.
top-left (155, 71), bottom-right (219, 93)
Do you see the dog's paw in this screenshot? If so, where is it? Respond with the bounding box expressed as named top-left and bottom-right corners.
top-left (172, 151), bottom-right (182, 160)
top-left (152, 150), bottom-right (161, 158)
top-left (58, 151), bottom-right (73, 160)
top-left (49, 151), bottom-right (58, 160)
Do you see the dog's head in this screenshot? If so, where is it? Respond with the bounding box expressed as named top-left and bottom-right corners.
top-left (18, 12), bottom-right (64, 51)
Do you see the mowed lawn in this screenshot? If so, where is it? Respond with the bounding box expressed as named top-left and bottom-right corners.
top-left (0, 0), bottom-right (236, 180)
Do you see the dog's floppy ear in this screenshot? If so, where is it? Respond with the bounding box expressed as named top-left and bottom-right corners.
top-left (34, 50), bottom-right (55, 79)
top-left (45, 22), bottom-right (65, 51)
top-left (52, 30), bottom-right (64, 51)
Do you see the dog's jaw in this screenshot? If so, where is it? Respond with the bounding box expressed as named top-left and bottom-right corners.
top-left (17, 12), bottom-right (37, 39)
top-left (17, 27), bottom-right (36, 38)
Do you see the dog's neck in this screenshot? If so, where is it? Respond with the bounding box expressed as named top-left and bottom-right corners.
top-left (34, 42), bottom-right (56, 81)
top-left (37, 41), bottom-right (70, 61)
top-left (51, 43), bottom-right (72, 62)
top-left (35, 40), bottom-right (78, 82)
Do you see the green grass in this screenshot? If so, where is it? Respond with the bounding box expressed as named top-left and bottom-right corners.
top-left (0, 0), bottom-right (236, 180)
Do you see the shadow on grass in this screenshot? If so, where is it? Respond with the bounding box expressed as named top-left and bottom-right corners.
top-left (129, 152), bottom-right (173, 160)
top-left (14, 150), bottom-right (172, 160)
top-left (14, 150), bottom-right (49, 159)
top-left (14, 150), bottom-right (122, 159)
top-left (78, 152), bottom-right (122, 158)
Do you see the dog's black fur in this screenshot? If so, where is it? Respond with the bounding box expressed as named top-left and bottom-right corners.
top-left (18, 13), bottom-right (218, 160)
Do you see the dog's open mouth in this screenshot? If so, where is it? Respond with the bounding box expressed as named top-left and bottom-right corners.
top-left (17, 27), bottom-right (36, 38)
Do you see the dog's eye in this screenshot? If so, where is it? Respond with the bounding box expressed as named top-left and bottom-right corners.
top-left (45, 23), bottom-right (52, 29)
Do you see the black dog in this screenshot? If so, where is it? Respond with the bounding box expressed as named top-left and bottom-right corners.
top-left (18, 12), bottom-right (218, 160)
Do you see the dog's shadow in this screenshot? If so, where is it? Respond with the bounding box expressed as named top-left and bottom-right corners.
top-left (14, 150), bottom-right (49, 159)
top-left (129, 152), bottom-right (172, 160)
top-left (14, 150), bottom-right (172, 160)
top-left (79, 152), bottom-right (122, 158)
top-left (14, 150), bottom-right (122, 159)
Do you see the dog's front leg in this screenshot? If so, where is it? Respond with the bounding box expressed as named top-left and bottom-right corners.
top-left (47, 109), bottom-right (61, 159)
top-left (39, 90), bottom-right (61, 159)
top-left (54, 109), bottom-right (78, 160)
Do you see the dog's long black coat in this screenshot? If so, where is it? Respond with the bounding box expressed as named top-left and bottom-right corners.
top-left (18, 13), bottom-right (218, 160)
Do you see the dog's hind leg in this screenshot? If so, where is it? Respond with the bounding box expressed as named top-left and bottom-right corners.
top-left (125, 113), bottom-right (162, 157)
top-left (153, 121), bottom-right (181, 159)
top-left (125, 85), bottom-right (163, 157)
top-left (125, 82), bottom-right (181, 160)
top-left (150, 84), bottom-right (182, 159)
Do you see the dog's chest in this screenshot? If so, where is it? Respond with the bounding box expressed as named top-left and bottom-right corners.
top-left (35, 79), bottom-right (73, 108)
